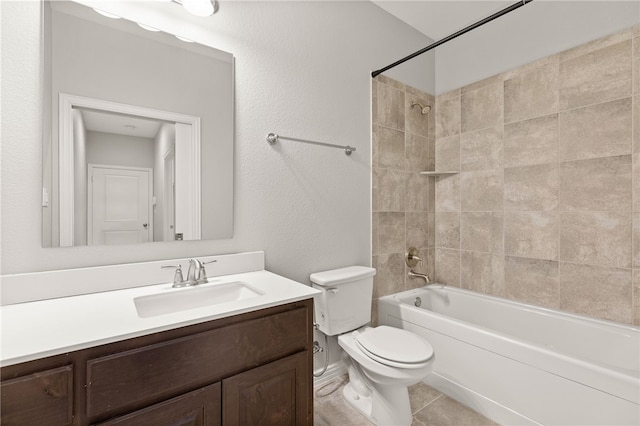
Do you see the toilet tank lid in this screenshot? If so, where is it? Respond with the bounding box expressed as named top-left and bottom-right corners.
top-left (310, 266), bottom-right (376, 286)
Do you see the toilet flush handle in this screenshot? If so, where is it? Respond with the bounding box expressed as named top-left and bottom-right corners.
top-left (326, 287), bottom-right (339, 294)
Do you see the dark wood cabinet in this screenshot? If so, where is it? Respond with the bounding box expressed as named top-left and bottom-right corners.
top-left (95, 383), bottom-right (221, 426)
top-left (223, 352), bottom-right (310, 425)
top-left (1, 299), bottom-right (313, 426)
top-left (0, 365), bottom-right (73, 426)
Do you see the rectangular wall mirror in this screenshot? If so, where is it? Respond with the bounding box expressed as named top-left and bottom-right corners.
top-left (42, 0), bottom-right (234, 247)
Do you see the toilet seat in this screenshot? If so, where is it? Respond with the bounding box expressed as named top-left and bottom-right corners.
top-left (354, 326), bottom-right (433, 369)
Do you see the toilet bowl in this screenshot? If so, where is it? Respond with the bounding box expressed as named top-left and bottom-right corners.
top-left (310, 266), bottom-right (435, 426)
top-left (338, 326), bottom-right (433, 425)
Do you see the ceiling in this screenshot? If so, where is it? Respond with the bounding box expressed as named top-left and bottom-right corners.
top-left (80, 109), bottom-right (163, 139)
top-left (371, 0), bottom-right (639, 94)
top-left (372, 1), bottom-right (514, 40)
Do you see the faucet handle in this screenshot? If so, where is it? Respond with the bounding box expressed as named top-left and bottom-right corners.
top-left (162, 264), bottom-right (185, 287)
top-left (405, 247), bottom-right (423, 268)
top-left (197, 260), bottom-right (217, 284)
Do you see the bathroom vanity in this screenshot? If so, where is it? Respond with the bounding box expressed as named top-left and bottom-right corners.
top-left (1, 253), bottom-right (319, 425)
top-left (2, 299), bottom-right (312, 425)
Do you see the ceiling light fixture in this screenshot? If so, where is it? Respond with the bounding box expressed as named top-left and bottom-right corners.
top-left (93, 8), bottom-right (121, 19)
top-left (137, 23), bottom-right (161, 32)
top-left (176, 0), bottom-right (217, 17)
top-left (175, 35), bottom-right (195, 43)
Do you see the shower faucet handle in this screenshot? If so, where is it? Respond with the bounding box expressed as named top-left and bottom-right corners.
top-left (405, 247), bottom-right (423, 268)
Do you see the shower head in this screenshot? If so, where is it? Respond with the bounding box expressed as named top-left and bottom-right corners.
top-left (411, 101), bottom-right (431, 115)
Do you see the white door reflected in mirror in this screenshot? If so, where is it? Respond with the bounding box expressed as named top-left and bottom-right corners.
top-left (88, 165), bottom-right (152, 245)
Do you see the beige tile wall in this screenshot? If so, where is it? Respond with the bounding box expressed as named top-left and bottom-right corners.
top-left (433, 24), bottom-right (640, 325)
top-left (372, 75), bottom-right (435, 322)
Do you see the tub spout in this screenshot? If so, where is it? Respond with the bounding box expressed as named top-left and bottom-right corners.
top-left (408, 270), bottom-right (430, 283)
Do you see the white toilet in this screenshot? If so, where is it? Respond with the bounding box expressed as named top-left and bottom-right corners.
top-left (311, 266), bottom-right (434, 426)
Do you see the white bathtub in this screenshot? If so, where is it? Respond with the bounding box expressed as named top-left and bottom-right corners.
top-left (378, 284), bottom-right (640, 426)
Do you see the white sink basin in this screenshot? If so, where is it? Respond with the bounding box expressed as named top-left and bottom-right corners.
top-left (134, 281), bottom-right (264, 318)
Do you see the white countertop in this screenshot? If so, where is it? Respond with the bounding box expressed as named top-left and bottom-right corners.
top-left (1, 270), bottom-right (319, 367)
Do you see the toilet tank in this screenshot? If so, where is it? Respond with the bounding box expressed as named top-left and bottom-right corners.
top-left (310, 266), bottom-right (376, 336)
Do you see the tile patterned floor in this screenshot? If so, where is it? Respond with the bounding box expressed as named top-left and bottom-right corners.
top-left (314, 375), bottom-right (498, 426)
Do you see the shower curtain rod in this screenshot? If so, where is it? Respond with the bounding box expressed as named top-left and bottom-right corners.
top-left (371, 0), bottom-right (534, 78)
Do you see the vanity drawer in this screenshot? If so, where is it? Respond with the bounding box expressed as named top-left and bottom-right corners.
top-left (0, 365), bottom-right (73, 426)
top-left (94, 383), bottom-right (221, 426)
top-left (86, 306), bottom-right (309, 419)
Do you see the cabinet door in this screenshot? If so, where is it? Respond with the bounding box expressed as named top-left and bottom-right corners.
top-left (222, 351), bottom-right (311, 426)
top-left (0, 365), bottom-right (73, 426)
top-left (96, 383), bottom-right (221, 426)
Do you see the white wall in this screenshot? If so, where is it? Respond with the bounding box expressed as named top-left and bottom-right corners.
top-left (435, 1), bottom-right (640, 94)
top-left (86, 132), bottom-right (155, 169)
top-left (1, 1), bottom-right (432, 288)
top-left (41, 0), bottom-right (53, 248)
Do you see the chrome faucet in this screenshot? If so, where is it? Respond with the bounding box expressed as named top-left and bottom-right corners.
top-left (186, 258), bottom-right (204, 285)
top-left (406, 247), bottom-right (430, 283)
top-left (186, 258), bottom-right (218, 285)
top-left (162, 258), bottom-right (217, 287)
top-left (408, 270), bottom-right (430, 283)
